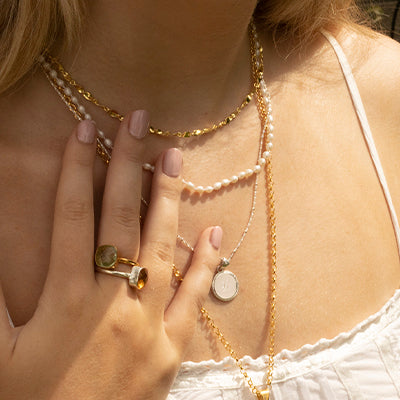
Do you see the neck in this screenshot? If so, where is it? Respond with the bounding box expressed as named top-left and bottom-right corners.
top-left (60, 0), bottom-right (258, 131)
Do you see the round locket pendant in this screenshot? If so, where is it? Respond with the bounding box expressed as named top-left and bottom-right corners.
top-left (211, 270), bottom-right (239, 302)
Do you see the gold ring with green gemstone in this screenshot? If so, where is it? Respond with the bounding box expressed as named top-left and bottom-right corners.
top-left (95, 245), bottom-right (148, 290)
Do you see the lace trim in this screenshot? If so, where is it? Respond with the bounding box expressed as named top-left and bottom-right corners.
top-left (176, 289), bottom-right (400, 383)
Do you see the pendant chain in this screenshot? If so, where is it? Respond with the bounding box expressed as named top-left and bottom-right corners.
top-left (172, 21), bottom-right (277, 399)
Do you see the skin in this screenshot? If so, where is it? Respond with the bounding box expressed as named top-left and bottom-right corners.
top-left (1, 0), bottom-right (400, 397)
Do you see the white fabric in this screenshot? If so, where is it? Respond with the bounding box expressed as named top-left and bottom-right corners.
top-left (169, 291), bottom-right (400, 399)
top-left (168, 33), bottom-right (400, 399)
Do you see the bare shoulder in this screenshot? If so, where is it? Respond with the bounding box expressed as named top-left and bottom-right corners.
top-left (336, 27), bottom-right (400, 123)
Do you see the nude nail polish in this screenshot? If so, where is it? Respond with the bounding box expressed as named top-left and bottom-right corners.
top-left (163, 148), bottom-right (182, 177)
top-left (210, 226), bottom-right (223, 250)
top-left (128, 110), bottom-right (150, 139)
top-left (76, 120), bottom-right (96, 144)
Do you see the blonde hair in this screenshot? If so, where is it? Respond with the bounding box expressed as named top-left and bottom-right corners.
top-left (0, 0), bottom-right (363, 94)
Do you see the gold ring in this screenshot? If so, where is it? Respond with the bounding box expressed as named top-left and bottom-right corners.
top-left (95, 245), bottom-right (148, 289)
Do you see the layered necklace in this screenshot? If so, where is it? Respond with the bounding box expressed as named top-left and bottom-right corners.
top-left (40, 20), bottom-right (277, 399)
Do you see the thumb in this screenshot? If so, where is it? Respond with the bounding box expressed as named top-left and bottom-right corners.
top-left (164, 226), bottom-right (222, 350)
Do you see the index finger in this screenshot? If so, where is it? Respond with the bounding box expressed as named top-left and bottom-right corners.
top-left (46, 120), bottom-right (97, 294)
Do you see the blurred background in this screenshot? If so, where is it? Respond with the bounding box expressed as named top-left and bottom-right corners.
top-left (362, 0), bottom-right (400, 40)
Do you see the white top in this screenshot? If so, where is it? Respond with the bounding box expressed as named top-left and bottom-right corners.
top-left (167, 32), bottom-right (400, 400)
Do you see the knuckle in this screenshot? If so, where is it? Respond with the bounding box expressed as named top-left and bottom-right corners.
top-left (68, 151), bottom-right (93, 169)
top-left (152, 240), bottom-right (175, 263)
top-left (110, 205), bottom-right (138, 230)
top-left (59, 198), bottom-right (92, 222)
top-left (118, 145), bottom-right (143, 165)
top-left (157, 180), bottom-right (181, 203)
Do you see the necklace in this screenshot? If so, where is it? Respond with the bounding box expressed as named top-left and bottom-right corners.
top-left (42, 19), bottom-right (277, 399)
top-left (173, 22), bottom-right (276, 398)
top-left (41, 52), bottom-right (254, 138)
top-left (40, 30), bottom-right (272, 196)
top-left (41, 46), bottom-right (268, 303)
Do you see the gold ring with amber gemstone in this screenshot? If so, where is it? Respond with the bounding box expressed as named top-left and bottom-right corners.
top-left (95, 245), bottom-right (148, 290)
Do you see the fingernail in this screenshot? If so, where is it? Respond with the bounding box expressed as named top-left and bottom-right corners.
top-left (128, 110), bottom-right (149, 139)
top-left (76, 120), bottom-right (96, 144)
top-left (163, 148), bottom-right (182, 177)
top-left (209, 226), bottom-right (223, 250)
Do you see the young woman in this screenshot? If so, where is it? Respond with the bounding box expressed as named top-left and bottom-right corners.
top-left (0, 1), bottom-right (399, 398)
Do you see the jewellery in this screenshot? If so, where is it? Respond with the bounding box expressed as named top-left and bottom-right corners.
top-left (95, 245), bottom-right (148, 289)
top-left (171, 21), bottom-right (277, 399)
top-left (95, 266), bottom-right (148, 289)
top-left (176, 122), bottom-right (267, 301)
top-left (42, 16), bottom-right (276, 400)
top-left (41, 52), bottom-right (254, 138)
top-left (40, 32), bottom-right (273, 196)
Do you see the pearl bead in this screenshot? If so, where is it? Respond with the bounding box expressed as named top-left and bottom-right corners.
top-left (42, 62), bottom-right (50, 70)
top-left (238, 171), bottom-right (246, 179)
top-left (104, 138), bottom-right (113, 148)
top-left (222, 179), bottom-right (230, 187)
top-left (49, 70), bottom-right (57, 78)
top-left (71, 96), bottom-right (78, 104)
top-left (258, 157), bottom-right (266, 166)
top-left (267, 133), bottom-right (274, 141)
top-left (213, 182), bottom-right (222, 190)
top-left (143, 163), bottom-right (153, 171)
top-left (254, 165), bottom-right (261, 173)
top-left (245, 168), bottom-right (253, 177)
top-left (56, 78), bottom-right (64, 87)
top-left (269, 124), bottom-right (274, 132)
top-left (38, 55), bottom-right (45, 63)
top-left (264, 151), bottom-right (271, 158)
top-left (267, 142), bottom-right (273, 149)
top-left (261, 81), bottom-right (267, 91)
top-left (185, 181), bottom-right (195, 190)
top-left (78, 105), bottom-right (86, 114)
top-left (98, 130), bottom-right (105, 139)
top-left (64, 87), bottom-right (72, 96)
top-left (268, 114), bottom-right (274, 122)
top-left (205, 186), bottom-right (214, 193)
top-left (84, 114), bottom-right (92, 120)
top-left (231, 175), bottom-right (238, 183)
top-left (196, 186), bottom-right (205, 193)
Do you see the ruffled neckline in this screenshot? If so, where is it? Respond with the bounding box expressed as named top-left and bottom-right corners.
top-left (178, 289), bottom-right (400, 382)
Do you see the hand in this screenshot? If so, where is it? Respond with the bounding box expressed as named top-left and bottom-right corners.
top-left (0, 112), bottom-right (222, 400)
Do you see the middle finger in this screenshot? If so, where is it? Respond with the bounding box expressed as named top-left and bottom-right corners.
top-left (97, 110), bottom-right (149, 260)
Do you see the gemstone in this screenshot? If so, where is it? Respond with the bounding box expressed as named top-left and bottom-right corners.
top-left (95, 245), bottom-right (118, 269)
top-left (129, 266), bottom-right (148, 290)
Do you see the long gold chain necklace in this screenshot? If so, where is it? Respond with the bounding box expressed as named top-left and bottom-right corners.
top-left (173, 22), bottom-right (277, 398)
top-left (41, 20), bottom-right (277, 399)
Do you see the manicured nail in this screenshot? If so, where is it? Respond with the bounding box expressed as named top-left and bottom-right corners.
top-left (128, 110), bottom-right (149, 139)
top-left (163, 148), bottom-right (182, 177)
top-left (210, 226), bottom-right (223, 250)
top-left (76, 120), bottom-right (96, 144)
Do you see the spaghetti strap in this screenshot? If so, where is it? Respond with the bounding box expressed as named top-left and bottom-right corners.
top-left (321, 29), bottom-right (400, 258)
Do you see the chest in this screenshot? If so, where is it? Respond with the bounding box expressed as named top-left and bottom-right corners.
top-left (0, 84), bottom-right (399, 360)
